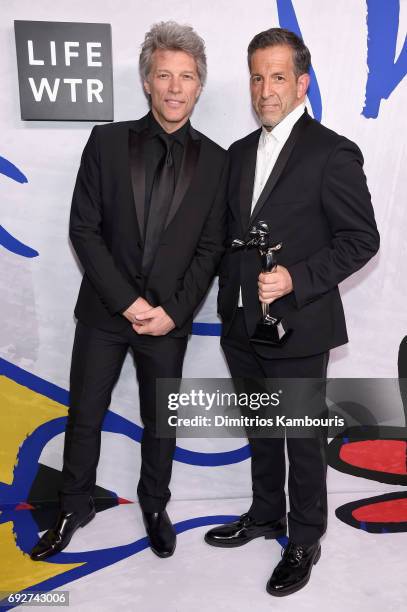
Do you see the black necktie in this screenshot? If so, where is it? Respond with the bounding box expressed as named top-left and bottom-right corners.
top-left (142, 133), bottom-right (175, 276)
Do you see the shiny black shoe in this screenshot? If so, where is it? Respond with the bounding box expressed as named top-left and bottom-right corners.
top-left (204, 513), bottom-right (287, 548)
top-left (142, 510), bottom-right (176, 558)
top-left (30, 500), bottom-right (96, 561)
top-left (266, 540), bottom-right (321, 596)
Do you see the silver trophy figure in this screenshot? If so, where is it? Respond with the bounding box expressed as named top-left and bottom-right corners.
top-left (232, 220), bottom-right (293, 346)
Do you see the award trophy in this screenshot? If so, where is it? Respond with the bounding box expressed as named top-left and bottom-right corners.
top-left (232, 220), bottom-right (293, 346)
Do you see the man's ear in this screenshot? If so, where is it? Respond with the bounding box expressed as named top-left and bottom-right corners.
top-left (297, 73), bottom-right (310, 99)
top-left (144, 79), bottom-right (151, 95)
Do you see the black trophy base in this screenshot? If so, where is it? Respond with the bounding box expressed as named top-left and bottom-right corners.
top-left (250, 318), bottom-right (292, 346)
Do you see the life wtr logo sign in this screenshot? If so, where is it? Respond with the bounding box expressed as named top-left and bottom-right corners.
top-left (27, 39), bottom-right (104, 102)
top-left (14, 21), bottom-right (113, 121)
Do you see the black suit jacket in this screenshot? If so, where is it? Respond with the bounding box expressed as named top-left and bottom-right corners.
top-left (218, 110), bottom-right (380, 358)
top-left (70, 114), bottom-right (227, 336)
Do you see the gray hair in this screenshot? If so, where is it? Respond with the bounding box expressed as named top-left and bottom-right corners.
top-left (139, 21), bottom-right (207, 86)
top-left (248, 27), bottom-right (311, 78)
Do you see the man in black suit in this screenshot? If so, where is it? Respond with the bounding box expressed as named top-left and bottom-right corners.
top-left (31, 21), bottom-right (226, 561)
top-left (205, 28), bottom-right (379, 596)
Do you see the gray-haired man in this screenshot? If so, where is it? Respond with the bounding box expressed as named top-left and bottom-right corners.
top-left (31, 21), bottom-right (227, 561)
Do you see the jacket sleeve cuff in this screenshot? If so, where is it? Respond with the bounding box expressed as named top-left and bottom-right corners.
top-left (112, 292), bottom-right (140, 316)
top-left (161, 296), bottom-right (186, 329)
top-left (286, 261), bottom-right (312, 310)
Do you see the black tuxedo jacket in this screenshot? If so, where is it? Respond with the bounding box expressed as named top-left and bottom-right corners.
top-left (218, 110), bottom-right (380, 358)
top-left (70, 114), bottom-right (227, 337)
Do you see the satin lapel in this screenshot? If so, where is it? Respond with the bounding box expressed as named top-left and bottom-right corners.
top-left (164, 132), bottom-right (201, 230)
top-left (239, 132), bottom-right (260, 231)
top-left (128, 127), bottom-right (148, 242)
top-left (249, 112), bottom-right (308, 226)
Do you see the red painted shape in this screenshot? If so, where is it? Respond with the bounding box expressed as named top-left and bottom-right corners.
top-left (15, 502), bottom-right (35, 510)
top-left (117, 497), bottom-right (133, 505)
top-left (353, 498), bottom-right (407, 523)
top-left (340, 440), bottom-right (407, 474)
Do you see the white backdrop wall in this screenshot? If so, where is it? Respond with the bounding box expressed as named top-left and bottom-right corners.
top-left (1, 0), bottom-right (406, 503)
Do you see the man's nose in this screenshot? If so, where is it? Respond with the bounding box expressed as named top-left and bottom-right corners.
top-left (168, 76), bottom-right (182, 93)
top-left (260, 79), bottom-right (274, 99)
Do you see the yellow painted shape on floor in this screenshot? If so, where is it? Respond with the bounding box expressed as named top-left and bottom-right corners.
top-left (0, 376), bottom-right (68, 485)
top-left (0, 521), bottom-right (83, 592)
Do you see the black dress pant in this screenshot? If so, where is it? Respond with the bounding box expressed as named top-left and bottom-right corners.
top-left (60, 320), bottom-right (187, 514)
top-left (221, 309), bottom-right (329, 545)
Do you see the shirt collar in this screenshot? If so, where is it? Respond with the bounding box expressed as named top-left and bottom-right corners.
top-left (260, 103), bottom-right (305, 145)
top-left (148, 111), bottom-right (190, 146)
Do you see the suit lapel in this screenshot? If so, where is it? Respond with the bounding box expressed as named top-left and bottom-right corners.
top-left (128, 118), bottom-right (149, 242)
top-left (164, 127), bottom-right (201, 230)
top-left (249, 110), bottom-right (309, 226)
top-left (239, 130), bottom-right (260, 231)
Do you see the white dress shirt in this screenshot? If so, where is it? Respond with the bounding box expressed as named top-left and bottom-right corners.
top-left (238, 103), bottom-right (306, 306)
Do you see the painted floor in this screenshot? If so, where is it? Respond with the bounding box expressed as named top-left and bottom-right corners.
top-left (1, 493), bottom-right (406, 612)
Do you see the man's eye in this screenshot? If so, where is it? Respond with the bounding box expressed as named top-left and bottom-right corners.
top-left (275, 75), bottom-right (285, 82)
top-left (251, 76), bottom-right (262, 84)
top-left (158, 73), bottom-right (169, 79)
top-left (183, 74), bottom-right (194, 80)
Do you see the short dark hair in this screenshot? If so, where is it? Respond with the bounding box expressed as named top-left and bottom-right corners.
top-left (247, 27), bottom-right (311, 78)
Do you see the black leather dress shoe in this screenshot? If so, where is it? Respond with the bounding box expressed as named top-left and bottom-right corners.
top-left (204, 513), bottom-right (286, 547)
top-left (266, 540), bottom-right (321, 596)
top-left (30, 500), bottom-right (96, 561)
top-left (142, 510), bottom-right (176, 558)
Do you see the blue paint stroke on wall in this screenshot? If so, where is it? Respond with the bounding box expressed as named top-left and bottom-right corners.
top-left (0, 156), bottom-right (28, 184)
top-left (0, 154), bottom-right (38, 257)
top-left (192, 322), bottom-right (222, 336)
top-left (0, 225), bottom-right (39, 258)
top-left (277, 0), bottom-right (322, 121)
top-left (363, 0), bottom-right (407, 118)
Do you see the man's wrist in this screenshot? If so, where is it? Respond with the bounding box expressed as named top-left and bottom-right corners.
top-left (120, 295), bottom-right (140, 316)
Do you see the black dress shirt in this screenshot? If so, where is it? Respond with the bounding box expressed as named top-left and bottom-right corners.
top-left (144, 111), bottom-right (190, 229)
